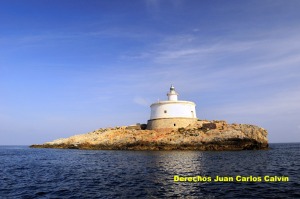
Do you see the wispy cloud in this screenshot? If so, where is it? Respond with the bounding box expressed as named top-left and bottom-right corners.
top-left (213, 87), bottom-right (300, 116)
top-left (133, 96), bottom-right (149, 106)
top-left (145, 0), bottom-right (160, 10)
top-left (145, 0), bottom-right (183, 12)
top-left (121, 26), bottom-right (300, 86)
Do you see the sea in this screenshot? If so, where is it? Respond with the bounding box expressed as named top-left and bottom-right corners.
top-left (0, 143), bottom-right (299, 199)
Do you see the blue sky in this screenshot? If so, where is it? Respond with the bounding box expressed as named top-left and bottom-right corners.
top-left (0, 0), bottom-right (299, 144)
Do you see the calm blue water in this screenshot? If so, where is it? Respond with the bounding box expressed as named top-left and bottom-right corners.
top-left (0, 143), bottom-right (299, 198)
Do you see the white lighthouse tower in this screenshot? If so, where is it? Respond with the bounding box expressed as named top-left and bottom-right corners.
top-left (147, 85), bottom-right (197, 130)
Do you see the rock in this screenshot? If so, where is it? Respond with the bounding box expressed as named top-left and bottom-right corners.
top-left (30, 120), bottom-right (268, 151)
top-left (202, 122), bottom-right (217, 130)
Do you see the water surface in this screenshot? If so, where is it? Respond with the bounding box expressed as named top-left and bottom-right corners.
top-left (0, 144), bottom-right (299, 198)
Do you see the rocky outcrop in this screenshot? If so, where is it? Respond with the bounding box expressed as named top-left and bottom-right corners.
top-left (30, 120), bottom-right (268, 150)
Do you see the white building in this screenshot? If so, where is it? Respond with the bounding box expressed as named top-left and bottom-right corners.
top-left (147, 85), bottom-right (198, 129)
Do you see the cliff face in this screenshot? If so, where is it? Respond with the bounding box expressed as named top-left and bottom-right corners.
top-left (31, 120), bottom-right (268, 150)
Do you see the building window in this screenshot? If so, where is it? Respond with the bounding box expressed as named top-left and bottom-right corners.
top-left (174, 123), bottom-right (176, 126)
top-left (164, 110), bottom-right (167, 113)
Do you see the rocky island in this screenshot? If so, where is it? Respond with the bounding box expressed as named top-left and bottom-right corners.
top-left (30, 120), bottom-right (268, 150)
top-left (31, 86), bottom-right (268, 150)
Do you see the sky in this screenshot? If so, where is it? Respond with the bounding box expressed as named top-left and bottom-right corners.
top-left (0, 0), bottom-right (300, 145)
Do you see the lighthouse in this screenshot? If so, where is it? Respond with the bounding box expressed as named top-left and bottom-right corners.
top-left (147, 85), bottom-right (198, 129)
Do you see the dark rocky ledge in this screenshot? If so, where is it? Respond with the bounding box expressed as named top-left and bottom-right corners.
top-left (30, 120), bottom-right (268, 151)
